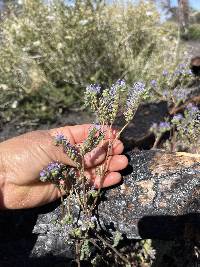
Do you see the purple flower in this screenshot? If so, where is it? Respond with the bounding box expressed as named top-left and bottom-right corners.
top-left (39, 168), bottom-right (51, 182)
top-left (174, 113), bottom-right (183, 120)
top-left (94, 124), bottom-right (101, 131)
top-left (174, 64), bottom-right (186, 75)
top-left (116, 79), bottom-right (126, 87)
top-left (159, 121), bottom-right (171, 132)
top-left (174, 69), bottom-right (182, 75)
top-left (179, 63), bottom-right (186, 69)
top-left (186, 103), bottom-right (199, 114)
top-left (39, 161), bottom-right (68, 183)
top-left (172, 113), bottom-right (183, 123)
top-left (90, 216), bottom-right (97, 223)
top-left (151, 80), bottom-right (157, 87)
top-left (40, 170), bottom-right (47, 177)
top-left (186, 103), bottom-right (193, 109)
top-left (110, 88), bottom-right (116, 98)
top-left (186, 69), bottom-right (192, 75)
top-left (62, 140), bottom-right (79, 159)
top-left (134, 82), bottom-right (145, 92)
top-left (173, 88), bottom-right (187, 102)
top-left (162, 70), bottom-right (168, 77)
top-left (163, 90), bottom-right (169, 98)
top-left (55, 133), bottom-right (65, 143)
top-left (159, 121), bottom-right (170, 128)
top-left (47, 162), bottom-right (61, 172)
top-left (126, 82), bottom-right (145, 110)
top-left (65, 145), bottom-right (78, 155)
top-left (86, 84), bottom-right (101, 94)
top-left (110, 79), bottom-right (126, 96)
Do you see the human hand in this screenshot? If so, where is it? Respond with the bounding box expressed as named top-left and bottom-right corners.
top-left (0, 124), bottom-right (128, 209)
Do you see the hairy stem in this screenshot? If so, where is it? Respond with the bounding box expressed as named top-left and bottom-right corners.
top-left (96, 233), bottom-right (130, 265)
top-left (152, 135), bottom-right (162, 149)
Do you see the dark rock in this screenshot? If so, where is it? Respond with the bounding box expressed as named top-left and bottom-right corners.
top-left (118, 101), bottom-right (169, 150)
top-left (98, 150), bottom-right (200, 239)
top-left (191, 56), bottom-right (200, 77)
top-left (0, 150), bottom-right (199, 266)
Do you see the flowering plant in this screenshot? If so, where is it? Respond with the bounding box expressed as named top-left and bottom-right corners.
top-left (171, 104), bottom-right (200, 152)
top-left (150, 62), bottom-right (194, 106)
top-left (150, 103), bottom-right (200, 153)
top-left (39, 80), bottom-right (148, 265)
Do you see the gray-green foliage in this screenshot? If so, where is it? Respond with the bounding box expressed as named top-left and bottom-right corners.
top-left (171, 105), bottom-right (200, 153)
top-left (0, 0), bottom-right (184, 123)
top-left (80, 240), bottom-right (91, 260)
top-left (150, 104), bottom-right (200, 153)
top-left (113, 231), bottom-right (123, 248)
top-left (182, 23), bottom-right (200, 40)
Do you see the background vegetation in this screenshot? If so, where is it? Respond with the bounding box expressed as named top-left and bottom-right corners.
top-left (0, 0), bottom-right (184, 125)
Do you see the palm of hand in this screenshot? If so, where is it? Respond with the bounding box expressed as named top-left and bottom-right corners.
top-left (0, 125), bottom-right (127, 209)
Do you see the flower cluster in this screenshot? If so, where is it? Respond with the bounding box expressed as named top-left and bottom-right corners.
top-left (84, 84), bottom-right (101, 112)
top-left (187, 103), bottom-right (199, 115)
top-left (173, 63), bottom-right (192, 76)
top-left (54, 133), bottom-right (65, 144)
top-left (124, 82), bottom-right (146, 122)
top-left (86, 84), bottom-right (101, 94)
top-left (84, 80), bottom-right (147, 125)
top-left (77, 215), bottom-right (97, 232)
top-left (171, 113), bottom-right (183, 124)
top-left (152, 104), bottom-right (200, 152)
top-left (150, 121), bottom-right (171, 136)
top-left (149, 62), bottom-right (193, 105)
top-left (55, 133), bottom-right (80, 165)
top-left (162, 70), bottom-right (168, 77)
top-left (109, 79), bottom-right (127, 123)
top-left (81, 125), bottom-right (105, 155)
top-left (172, 104), bottom-right (200, 151)
top-left (110, 79), bottom-right (126, 97)
top-left (95, 79), bottom-right (127, 124)
top-left (151, 80), bottom-right (157, 87)
top-left (40, 162), bottom-right (69, 183)
top-left (172, 87), bottom-right (188, 104)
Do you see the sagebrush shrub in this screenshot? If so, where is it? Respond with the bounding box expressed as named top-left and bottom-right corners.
top-left (0, 0), bottom-right (186, 124)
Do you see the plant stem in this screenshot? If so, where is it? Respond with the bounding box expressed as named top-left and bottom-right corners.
top-left (91, 121), bottom-right (130, 211)
top-left (116, 121), bottom-right (129, 139)
top-left (57, 186), bottom-right (65, 218)
top-left (81, 155), bottom-right (87, 212)
top-left (75, 241), bottom-right (81, 267)
top-left (152, 134), bottom-right (162, 149)
top-left (96, 233), bottom-right (130, 265)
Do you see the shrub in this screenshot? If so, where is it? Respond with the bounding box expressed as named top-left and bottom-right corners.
top-left (0, 0), bottom-right (185, 124)
top-left (181, 23), bottom-right (200, 40)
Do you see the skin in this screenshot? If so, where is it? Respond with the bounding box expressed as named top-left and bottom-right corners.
top-left (0, 124), bottom-right (128, 209)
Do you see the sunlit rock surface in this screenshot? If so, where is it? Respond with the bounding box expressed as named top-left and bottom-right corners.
top-left (98, 150), bottom-right (200, 239)
top-left (0, 150), bottom-right (199, 266)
